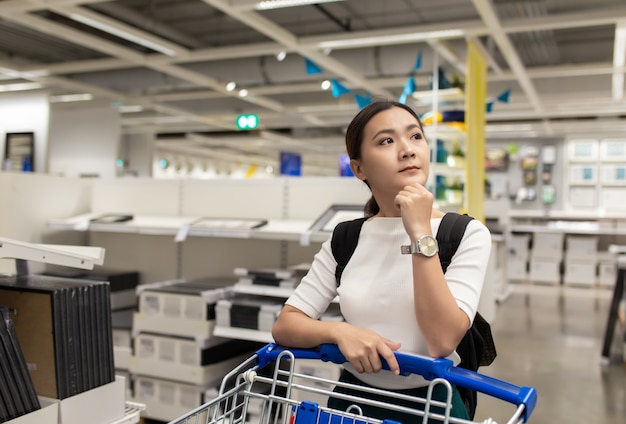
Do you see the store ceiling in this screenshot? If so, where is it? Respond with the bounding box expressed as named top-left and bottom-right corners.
top-left (1, 0), bottom-right (626, 175)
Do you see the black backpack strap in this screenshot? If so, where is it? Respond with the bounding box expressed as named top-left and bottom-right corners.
top-left (436, 212), bottom-right (474, 273)
top-left (331, 217), bottom-right (367, 287)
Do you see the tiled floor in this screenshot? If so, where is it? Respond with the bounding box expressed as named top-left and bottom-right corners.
top-left (474, 283), bottom-right (625, 424)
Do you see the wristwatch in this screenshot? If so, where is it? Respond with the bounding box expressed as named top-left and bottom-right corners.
top-left (401, 235), bottom-right (439, 257)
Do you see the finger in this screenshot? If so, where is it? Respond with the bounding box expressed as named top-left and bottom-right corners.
top-left (381, 350), bottom-right (400, 375)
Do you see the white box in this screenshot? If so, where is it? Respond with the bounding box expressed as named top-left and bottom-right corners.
top-left (563, 259), bottom-right (597, 286)
top-left (565, 235), bottom-right (598, 259)
top-left (132, 312), bottom-right (215, 340)
top-left (598, 258), bottom-right (617, 286)
top-left (5, 397), bottom-right (58, 424)
top-left (506, 256), bottom-right (528, 281)
top-left (132, 376), bottom-right (209, 422)
top-left (508, 234), bottom-right (530, 258)
top-left (291, 359), bottom-right (341, 405)
top-left (529, 258), bottom-right (561, 284)
top-left (215, 298), bottom-right (283, 331)
top-left (39, 376), bottom-right (126, 424)
top-left (114, 345), bottom-right (131, 370)
top-left (531, 232), bottom-right (564, 260)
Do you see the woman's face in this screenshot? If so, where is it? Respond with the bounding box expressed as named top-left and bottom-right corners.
top-left (350, 106), bottom-right (430, 196)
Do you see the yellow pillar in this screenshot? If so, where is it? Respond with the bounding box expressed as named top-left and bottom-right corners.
top-left (464, 40), bottom-right (487, 223)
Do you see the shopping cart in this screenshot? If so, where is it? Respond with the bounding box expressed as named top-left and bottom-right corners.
top-left (167, 343), bottom-right (537, 424)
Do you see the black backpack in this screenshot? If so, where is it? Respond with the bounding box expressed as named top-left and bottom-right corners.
top-left (330, 212), bottom-right (496, 419)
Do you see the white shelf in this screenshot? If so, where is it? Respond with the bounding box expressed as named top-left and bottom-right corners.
top-left (47, 214), bottom-right (329, 245)
top-left (213, 326), bottom-right (273, 343)
top-left (509, 224), bottom-right (626, 236)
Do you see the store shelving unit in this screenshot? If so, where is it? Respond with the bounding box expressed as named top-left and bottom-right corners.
top-left (43, 176), bottom-right (369, 421)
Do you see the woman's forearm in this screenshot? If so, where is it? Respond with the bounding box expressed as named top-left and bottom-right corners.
top-left (272, 306), bottom-right (346, 348)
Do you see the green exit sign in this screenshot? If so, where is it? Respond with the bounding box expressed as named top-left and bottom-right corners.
top-left (236, 114), bottom-right (258, 130)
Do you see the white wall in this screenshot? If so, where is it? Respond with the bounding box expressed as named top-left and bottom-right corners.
top-left (48, 106), bottom-right (120, 178)
top-left (0, 90), bottom-right (50, 173)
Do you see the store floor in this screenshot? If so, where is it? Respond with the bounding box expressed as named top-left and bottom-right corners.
top-left (474, 283), bottom-right (625, 424)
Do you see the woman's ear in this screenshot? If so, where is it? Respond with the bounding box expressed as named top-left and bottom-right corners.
top-left (350, 159), bottom-right (366, 181)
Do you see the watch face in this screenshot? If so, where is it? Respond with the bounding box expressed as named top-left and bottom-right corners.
top-left (419, 236), bottom-right (438, 256)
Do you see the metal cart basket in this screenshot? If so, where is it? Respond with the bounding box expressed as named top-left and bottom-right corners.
top-left (168, 343), bottom-right (537, 424)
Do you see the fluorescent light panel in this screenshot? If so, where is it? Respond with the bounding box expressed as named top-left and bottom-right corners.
top-left (0, 82), bottom-right (42, 92)
top-left (49, 93), bottom-right (94, 102)
top-left (256, 0), bottom-right (344, 10)
top-left (68, 13), bottom-right (177, 56)
top-left (612, 23), bottom-right (626, 100)
top-left (316, 29), bottom-right (465, 49)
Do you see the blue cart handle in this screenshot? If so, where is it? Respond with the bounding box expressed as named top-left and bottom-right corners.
top-left (256, 343), bottom-right (537, 422)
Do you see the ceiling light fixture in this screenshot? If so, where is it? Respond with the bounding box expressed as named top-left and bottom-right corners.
top-left (612, 22), bottom-right (626, 100)
top-left (276, 51), bottom-right (287, 62)
top-left (0, 82), bottom-right (42, 92)
top-left (117, 105), bottom-right (144, 113)
top-left (316, 29), bottom-right (465, 49)
top-left (321, 80), bottom-right (331, 90)
top-left (255, 0), bottom-right (345, 11)
top-left (49, 93), bottom-right (94, 102)
top-left (68, 13), bottom-right (178, 57)
top-left (238, 89), bottom-right (249, 97)
top-left (226, 81), bottom-right (237, 92)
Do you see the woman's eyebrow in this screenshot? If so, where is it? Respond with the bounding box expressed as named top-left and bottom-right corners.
top-left (370, 123), bottom-right (421, 141)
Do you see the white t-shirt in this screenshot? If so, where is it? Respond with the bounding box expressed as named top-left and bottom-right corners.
top-left (285, 215), bottom-right (492, 389)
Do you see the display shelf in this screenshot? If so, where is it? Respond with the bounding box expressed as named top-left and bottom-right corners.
top-left (509, 223), bottom-right (626, 236)
top-left (249, 219), bottom-right (312, 241)
top-left (47, 214), bottom-right (327, 244)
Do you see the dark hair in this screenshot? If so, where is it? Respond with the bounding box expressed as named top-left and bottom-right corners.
top-left (345, 100), bottom-right (425, 217)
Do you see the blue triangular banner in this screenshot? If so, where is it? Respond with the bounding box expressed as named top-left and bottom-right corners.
top-left (497, 89), bottom-right (511, 103)
top-left (438, 67), bottom-right (451, 89)
top-left (414, 51), bottom-right (422, 71)
top-left (354, 92), bottom-right (372, 109)
top-left (331, 79), bottom-right (351, 97)
top-left (402, 76), bottom-right (416, 95)
top-left (305, 58), bottom-right (323, 75)
top-left (398, 92), bottom-right (408, 105)
top-left (486, 101), bottom-right (494, 113)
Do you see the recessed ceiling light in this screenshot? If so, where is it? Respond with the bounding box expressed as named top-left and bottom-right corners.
top-left (238, 89), bottom-right (249, 97)
top-left (276, 51), bottom-right (287, 62)
top-left (226, 81), bottom-right (237, 91)
top-left (321, 80), bottom-right (331, 90)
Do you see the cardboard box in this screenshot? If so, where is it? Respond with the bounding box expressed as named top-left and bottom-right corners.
top-left (565, 235), bottom-right (598, 260)
top-left (529, 258), bottom-right (561, 284)
top-left (508, 234), bottom-right (531, 258)
top-left (132, 376), bottom-right (209, 422)
top-left (563, 259), bottom-right (597, 286)
top-left (598, 257), bottom-right (617, 286)
top-left (531, 233), bottom-right (564, 260)
top-left (507, 256), bottom-right (528, 281)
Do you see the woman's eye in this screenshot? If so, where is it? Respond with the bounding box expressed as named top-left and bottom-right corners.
top-left (380, 137), bottom-right (393, 145)
top-left (411, 133), bottom-right (424, 141)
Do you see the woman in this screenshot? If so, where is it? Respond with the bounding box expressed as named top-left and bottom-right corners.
top-left (272, 100), bottom-right (491, 421)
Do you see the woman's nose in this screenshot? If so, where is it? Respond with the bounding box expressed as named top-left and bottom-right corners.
top-left (400, 142), bottom-right (416, 159)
